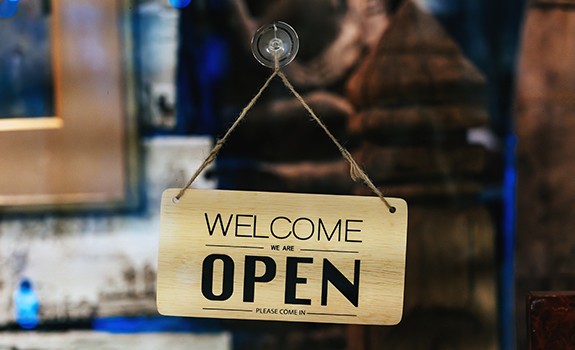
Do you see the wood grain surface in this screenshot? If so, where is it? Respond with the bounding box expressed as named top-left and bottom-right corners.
top-left (157, 189), bottom-right (408, 325)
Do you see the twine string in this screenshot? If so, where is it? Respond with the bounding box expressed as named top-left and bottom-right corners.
top-left (275, 70), bottom-right (393, 210)
top-left (176, 51), bottom-right (394, 211)
top-left (174, 70), bottom-right (278, 201)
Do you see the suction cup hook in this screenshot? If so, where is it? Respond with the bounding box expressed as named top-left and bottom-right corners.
top-left (251, 22), bottom-right (299, 68)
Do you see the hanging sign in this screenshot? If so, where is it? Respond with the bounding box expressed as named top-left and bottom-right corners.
top-left (157, 189), bottom-right (408, 325)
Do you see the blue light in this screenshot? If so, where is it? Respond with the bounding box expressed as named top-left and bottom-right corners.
top-left (0, 0), bottom-right (20, 19)
top-left (13, 278), bottom-right (40, 329)
top-left (168, 0), bottom-right (192, 9)
top-left (500, 133), bottom-right (517, 350)
top-left (93, 316), bottom-right (222, 333)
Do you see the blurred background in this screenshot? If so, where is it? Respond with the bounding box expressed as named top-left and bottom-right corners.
top-left (1, 0), bottom-right (573, 348)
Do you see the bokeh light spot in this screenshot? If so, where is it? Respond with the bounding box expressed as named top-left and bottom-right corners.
top-left (168, 0), bottom-right (192, 9)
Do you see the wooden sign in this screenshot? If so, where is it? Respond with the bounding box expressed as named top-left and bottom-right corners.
top-left (157, 189), bottom-right (408, 325)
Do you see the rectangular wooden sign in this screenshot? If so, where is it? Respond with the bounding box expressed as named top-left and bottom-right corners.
top-left (157, 189), bottom-right (408, 325)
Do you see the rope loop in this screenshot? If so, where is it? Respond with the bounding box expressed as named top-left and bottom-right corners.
top-left (176, 56), bottom-right (393, 210)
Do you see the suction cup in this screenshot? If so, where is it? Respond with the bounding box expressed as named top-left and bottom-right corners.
top-left (251, 22), bottom-right (299, 68)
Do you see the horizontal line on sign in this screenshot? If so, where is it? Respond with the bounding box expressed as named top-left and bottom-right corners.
top-left (205, 244), bottom-right (264, 249)
top-left (300, 248), bottom-right (359, 254)
top-left (203, 307), bottom-right (253, 312)
top-left (307, 312), bottom-right (357, 317)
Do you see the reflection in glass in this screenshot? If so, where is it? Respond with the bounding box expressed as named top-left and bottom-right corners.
top-left (0, 0), bottom-right (54, 119)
